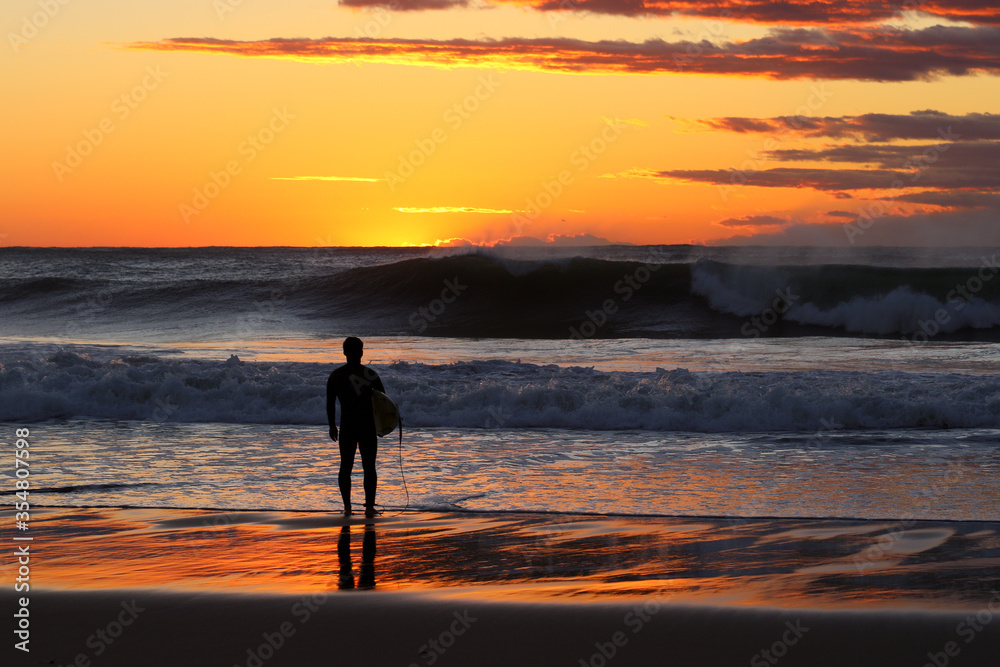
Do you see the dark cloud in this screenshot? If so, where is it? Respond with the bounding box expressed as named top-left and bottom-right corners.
top-left (710, 209), bottom-right (1000, 247)
top-left (698, 111), bottom-right (1000, 141)
top-left (716, 215), bottom-right (791, 227)
top-left (130, 25), bottom-right (1000, 81)
top-left (339, 0), bottom-right (1000, 26)
top-left (825, 210), bottom-right (855, 218)
top-left (658, 167), bottom-right (1000, 191)
top-left (650, 136), bottom-right (1000, 201)
top-left (765, 141), bottom-right (1000, 171)
top-left (895, 191), bottom-right (1000, 209)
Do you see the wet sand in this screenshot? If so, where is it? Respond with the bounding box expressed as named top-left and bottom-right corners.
top-left (4, 508), bottom-right (999, 665)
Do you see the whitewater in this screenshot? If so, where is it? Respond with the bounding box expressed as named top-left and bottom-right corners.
top-left (4, 343), bottom-right (1000, 431)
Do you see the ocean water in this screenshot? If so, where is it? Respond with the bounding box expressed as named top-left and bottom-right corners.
top-left (2, 246), bottom-right (999, 520)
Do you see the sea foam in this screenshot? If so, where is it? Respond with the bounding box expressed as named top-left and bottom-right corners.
top-left (3, 350), bottom-right (999, 432)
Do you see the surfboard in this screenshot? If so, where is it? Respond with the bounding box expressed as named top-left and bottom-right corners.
top-left (372, 390), bottom-right (400, 437)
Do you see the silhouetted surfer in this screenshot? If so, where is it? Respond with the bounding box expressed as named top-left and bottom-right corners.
top-left (327, 337), bottom-right (385, 517)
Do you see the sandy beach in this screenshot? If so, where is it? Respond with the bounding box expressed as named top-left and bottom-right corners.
top-left (6, 507), bottom-right (999, 666)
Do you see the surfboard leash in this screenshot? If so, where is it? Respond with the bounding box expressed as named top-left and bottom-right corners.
top-left (375, 417), bottom-right (409, 517)
top-left (397, 417), bottom-right (409, 513)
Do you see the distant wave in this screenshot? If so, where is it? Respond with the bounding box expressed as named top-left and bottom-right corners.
top-left (3, 252), bottom-right (1000, 339)
top-left (3, 350), bottom-right (999, 431)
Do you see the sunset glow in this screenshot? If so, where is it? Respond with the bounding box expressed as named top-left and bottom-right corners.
top-left (3, 0), bottom-right (998, 247)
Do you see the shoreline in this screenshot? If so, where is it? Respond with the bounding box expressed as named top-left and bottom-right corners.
top-left (25, 502), bottom-right (1000, 525)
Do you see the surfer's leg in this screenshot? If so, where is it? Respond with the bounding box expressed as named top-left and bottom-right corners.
top-left (338, 435), bottom-right (358, 513)
top-left (359, 436), bottom-right (378, 512)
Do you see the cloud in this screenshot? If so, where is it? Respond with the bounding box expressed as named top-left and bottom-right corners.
top-left (128, 25), bottom-right (1000, 81)
top-left (270, 175), bottom-right (382, 181)
top-left (759, 142), bottom-right (1000, 198)
top-left (340, 0), bottom-right (469, 9)
top-left (765, 141), bottom-right (1000, 169)
top-left (393, 206), bottom-right (518, 213)
top-left (640, 134), bottom-right (1000, 198)
top-left (895, 191), bottom-right (1000, 209)
top-left (614, 112), bottom-right (999, 208)
top-left (435, 233), bottom-right (626, 247)
top-left (645, 114), bottom-right (1000, 206)
top-left (711, 209), bottom-right (1000, 247)
top-left (652, 168), bottom-right (891, 190)
top-left (339, 0), bottom-right (1000, 26)
top-left (657, 166), bottom-right (1000, 191)
top-left (494, 233), bottom-right (626, 246)
top-left (599, 168), bottom-right (660, 180)
top-left (695, 111), bottom-right (1000, 141)
top-left (434, 237), bottom-right (476, 246)
top-left (716, 214), bottom-right (792, 228)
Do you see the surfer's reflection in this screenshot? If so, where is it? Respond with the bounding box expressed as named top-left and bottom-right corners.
top-left (337, 523), bottom-right (376, 590)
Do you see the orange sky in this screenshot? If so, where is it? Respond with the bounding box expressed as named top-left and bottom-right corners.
top-left (2, 0), bottom-right (998, 246)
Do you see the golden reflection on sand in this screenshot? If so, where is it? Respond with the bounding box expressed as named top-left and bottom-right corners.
top-left (12, 508), bottom-right (998, 610)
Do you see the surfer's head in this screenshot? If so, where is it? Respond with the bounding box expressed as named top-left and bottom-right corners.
top-left (343, 336), bottom-right (363, 363)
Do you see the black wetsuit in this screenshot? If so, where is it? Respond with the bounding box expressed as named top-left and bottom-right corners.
top-left (327, 362), bottom-right (385, 509)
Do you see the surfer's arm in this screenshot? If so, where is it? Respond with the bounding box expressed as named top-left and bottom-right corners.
top-left (374, 374), bottom-right (385, 395)
top-left (326, 374), bottom-right (338, 439)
